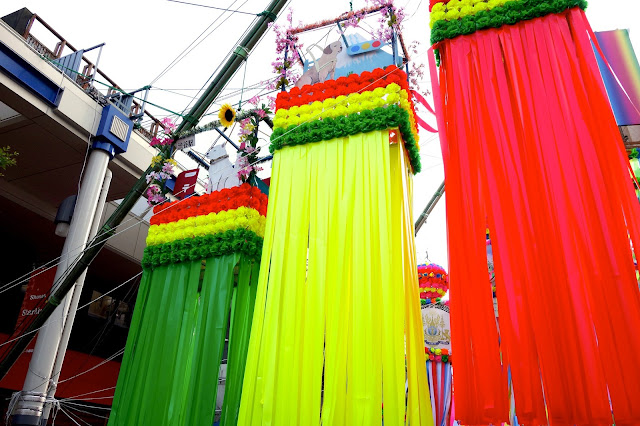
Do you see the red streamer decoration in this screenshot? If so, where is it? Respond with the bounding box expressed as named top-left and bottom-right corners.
top-left (412, 89), bottom-right (437, 116)
top-left (432, 8), bottom-right (640, 426)
top-left (416, 115), bottom-right (438, 133)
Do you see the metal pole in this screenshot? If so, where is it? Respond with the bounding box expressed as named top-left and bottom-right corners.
top-left (88, 43), bottom-right (104, 91)
top-left (10, 149), bottom-right (110, 426)
top-left (415, 180), bottom-right (445, 236)
top-left (40, 169), bottom-right (112, 423)
top-left (0, 0), bottom-right (288, 386)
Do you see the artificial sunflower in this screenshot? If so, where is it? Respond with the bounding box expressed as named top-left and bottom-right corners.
top-left (219, 104), bottom-right (236, 127)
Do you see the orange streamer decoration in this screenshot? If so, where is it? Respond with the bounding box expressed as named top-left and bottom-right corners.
top-left (433, 8), bottom-right (640, 426)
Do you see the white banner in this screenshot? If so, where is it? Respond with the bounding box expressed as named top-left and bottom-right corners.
top-left (421, 303), bottom-right (451, 352)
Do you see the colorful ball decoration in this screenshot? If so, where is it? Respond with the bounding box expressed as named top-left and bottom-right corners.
top-left (417, 263), bottom-right (449, 305)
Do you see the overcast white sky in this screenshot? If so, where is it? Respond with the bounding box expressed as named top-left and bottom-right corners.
top-left (2, 0), bottom-right (639, 271)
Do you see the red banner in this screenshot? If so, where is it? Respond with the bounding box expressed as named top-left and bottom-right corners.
top-left (13, 267), bottom-right (56, 337)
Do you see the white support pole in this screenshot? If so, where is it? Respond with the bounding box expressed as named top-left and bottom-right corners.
top-left (40, 169), bottom-right (112, 422)
top-left (11, 149), bottom-right (110, 426)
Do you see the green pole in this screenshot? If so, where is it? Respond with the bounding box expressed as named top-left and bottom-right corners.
top-left (0, 0), bottom-right (288, 380)
top-left (415, 180), bottom-right (445, 236)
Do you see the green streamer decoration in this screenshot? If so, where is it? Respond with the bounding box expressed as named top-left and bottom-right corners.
top-left (109, 187), bottom-right (268, 426)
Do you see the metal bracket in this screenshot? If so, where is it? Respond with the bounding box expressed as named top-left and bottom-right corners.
top-left (233, 45), bottom-right (250, 61)
top-left (257, 10), bottom-right (277, 22)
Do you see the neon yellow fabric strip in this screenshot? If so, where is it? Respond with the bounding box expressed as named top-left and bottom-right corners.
top-left (236, 149), bottom-right (281, 425)
top-left (238, 130), bottom-right (433, 425)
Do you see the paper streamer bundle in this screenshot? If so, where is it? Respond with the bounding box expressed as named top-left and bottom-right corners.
top-left (109, 184), bottom-right (267, 426)
top-left (419, 264), bottom-right (453, 426)
top-left (238, 67), bottom-right (433, 426)
top-left (430, 1), bottom-right (640, 424)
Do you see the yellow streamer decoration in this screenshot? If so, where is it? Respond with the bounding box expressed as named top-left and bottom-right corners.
top-left (146, 207), bottom-right (265, 246)
top-left (238, 130), bottom-right (433, 426)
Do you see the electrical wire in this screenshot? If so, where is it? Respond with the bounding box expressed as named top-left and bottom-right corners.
top-left (185, 0), bottom-right (294, 117)
top-left (59, 386), bottom-right (117, 402)
top-left (58, 347), bottom-right (125, 384)
top-left (0, 273), bottom-right (142, 350)
top-left (58, 402), bottom-right (109, 420)
top-left (166, 0), bottom-right (257, 15)
top-left (178, 0), bottom-right (253, 115)
top-left (151, 0), bottom-right (244, 85)
top-left (58, 407), bottom-right (83, 426)
top-left (60, 400), bottom-right (111, 411)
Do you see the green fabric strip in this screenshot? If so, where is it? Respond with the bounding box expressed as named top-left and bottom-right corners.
top-left (430, 0), bottom-right (588, 45)
top-left (221, 257), bottom-right (259, 426)
top-left (269, 104), bottom-right (422, 173)
top-left (109, 261), bottom-right (202, 425)
top-left (184, 253), bottom-right (240, 425)
top-left (142, 228), bottom-right (263, 269)
top-left (109, 255), bottom-right (258, 426)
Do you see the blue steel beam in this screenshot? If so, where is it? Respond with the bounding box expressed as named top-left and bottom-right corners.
top-left (0, 41), bottom-right (63, 107)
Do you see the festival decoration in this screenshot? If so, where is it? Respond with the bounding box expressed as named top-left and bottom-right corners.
top-left (630, 149), bottom-right (640, 201)
top-left (425, 347), bottom-right (453, 426)
top-left (109, 184), bottom-right (268, 426)
top-left (237, 64), bottom-right (432, 425)
top-left (418, 264), bottom-right (453, 426)
top-left (593, 29), bottom-right (640, 126)
top-left (271, 66), bottom-right (422, 172)
top-left (170, 108), bottom-right (273, 141)
top-left (418, 263), bottom-right (449, 304)
top-left (218, 104), bottom-right (237, 128)
top-left (270, 3), bottom-right (423, 91)
top-left (430, 2), bottom-right (640, 425)
top-left (144, 118), bottom-right (178, 205)
top-left (236, 102), bottom-right (271, 183)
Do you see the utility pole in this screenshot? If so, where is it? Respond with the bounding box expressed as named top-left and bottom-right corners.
top-left (40, 169), bottom-right (112, 423)
top-left (3, 1), bottom-right (288, 423)
top-left (10, 106), bottom-right (129, 426)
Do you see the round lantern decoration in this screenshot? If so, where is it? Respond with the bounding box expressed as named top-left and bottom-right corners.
top-left (418, 263), bottom-right (449, 305)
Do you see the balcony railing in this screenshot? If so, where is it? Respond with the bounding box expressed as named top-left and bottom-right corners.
top-left (8, 10), bottom-right (165, 138)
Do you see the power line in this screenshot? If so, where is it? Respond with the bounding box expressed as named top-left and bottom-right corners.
top-left (179, 0), bottom-right (294, 116)
top-left (166, 0), bottom-right (257, 16)
top-left (152, 0), bottom-right (248, 85)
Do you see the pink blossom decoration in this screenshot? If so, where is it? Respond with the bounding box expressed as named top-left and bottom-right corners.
top-left (160, 117), bottom-right (176, 133)
top-left (162, 162), bottom-right (175, 174)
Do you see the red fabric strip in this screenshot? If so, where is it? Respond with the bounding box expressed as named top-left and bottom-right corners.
top-left (416, 115), bottom-right (438, 133)
top-left (436, 9), bottom-right (640, 425)
top-left (412, 90), bottom-right (437, 115)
